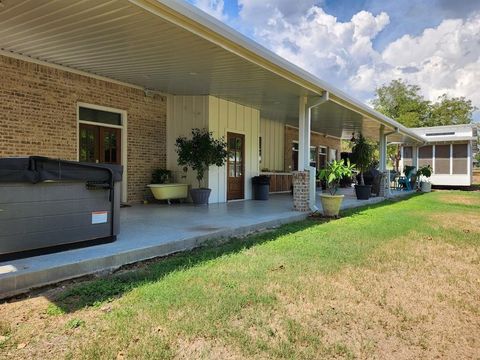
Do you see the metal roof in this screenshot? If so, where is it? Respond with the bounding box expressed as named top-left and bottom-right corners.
top-left (410, 124), bottom-right (476, 143)
top-left (0, 0), bottom-right (424, 143)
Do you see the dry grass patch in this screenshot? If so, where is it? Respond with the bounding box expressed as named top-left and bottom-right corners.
top-left (435, 192), bottom-right (480, 206)
top-left (429, 212), bottom-right (480, 233)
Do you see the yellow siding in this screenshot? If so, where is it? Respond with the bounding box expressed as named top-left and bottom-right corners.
top-left (167, 95), bottom-right (209, 188)
top-left (260, 117), bottom-right (285, 171)
top-left (208, 96), bottom-right (260, 203)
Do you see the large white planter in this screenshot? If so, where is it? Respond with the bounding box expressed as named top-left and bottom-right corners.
top-left (320, 194), bottom-right (344, 217)
top-left (420, 182), bottom-right (432, 193)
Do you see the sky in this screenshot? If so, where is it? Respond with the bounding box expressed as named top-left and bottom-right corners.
top-left (187, 0), bottom-right (480, 121)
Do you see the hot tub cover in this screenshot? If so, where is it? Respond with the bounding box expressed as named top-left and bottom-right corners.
top-left (0, 156), bottom-right (123, 183)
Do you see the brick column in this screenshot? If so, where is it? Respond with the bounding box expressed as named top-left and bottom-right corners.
top-left (379, 171), bottom-right (389, 198)
top-left (292, 171), bottom-right (310, 212)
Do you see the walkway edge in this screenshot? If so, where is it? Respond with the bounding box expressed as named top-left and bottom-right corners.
top-left (0, 212), bottom-right (307, 300)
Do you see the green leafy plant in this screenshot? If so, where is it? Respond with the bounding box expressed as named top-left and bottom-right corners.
top-left (151, 169), bottom-right (171, 184)
top-left (318, 160), bottom-right (355, 195)
top-left (175, 128), bottom-right (228, 188)
top-left (350, 134), bottom-right (374, 185)
top-left (417, 165), bottom-right (432, 182)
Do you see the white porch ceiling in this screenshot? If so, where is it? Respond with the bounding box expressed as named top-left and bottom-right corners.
top-left (0, 0), bottom-right (422, 143)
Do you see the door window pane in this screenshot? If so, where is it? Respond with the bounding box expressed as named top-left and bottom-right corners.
top-left (79, 126), bottom-right (98, 163)
top-left (79, 107), bottom-right (122, 126)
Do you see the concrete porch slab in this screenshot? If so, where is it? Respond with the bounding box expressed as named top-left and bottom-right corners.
top-left (0, 189), bottom-right (414, 299)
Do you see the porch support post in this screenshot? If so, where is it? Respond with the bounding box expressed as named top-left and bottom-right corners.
top-left (298, 95), bottom-right (309, 171)
top-left (293, 95), bottom-right (310, 212)
top-left (379, 125), bottom-right (389, 197)
top-left (379, 125), bottom-right (386, 172)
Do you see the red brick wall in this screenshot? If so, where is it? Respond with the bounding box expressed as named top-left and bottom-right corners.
top-left (0, 55), bottom-right (166, 203)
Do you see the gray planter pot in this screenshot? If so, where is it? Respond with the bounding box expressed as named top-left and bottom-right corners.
top-left (355, 185), bottom-right (372, 200)
top-left (190, 188), bottom-right (211, 205)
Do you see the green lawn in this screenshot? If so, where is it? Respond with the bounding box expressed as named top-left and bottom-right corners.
top-left (1, 191), bottom-right (479, 359)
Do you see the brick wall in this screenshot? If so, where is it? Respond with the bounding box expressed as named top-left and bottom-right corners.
top-left (284, 125), bottom-right (342, 171)
top-left (292, 171), bottom-right (310, 212)
top-left (0, 55), bottom-right (166, 203)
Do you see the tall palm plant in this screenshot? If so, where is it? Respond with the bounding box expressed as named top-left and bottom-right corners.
top-left (350, 134), bottom-right (373, 185)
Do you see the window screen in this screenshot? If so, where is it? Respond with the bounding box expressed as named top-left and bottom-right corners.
top-left (403, 146), bottom-right (413, 166)
top-left (79, 107), bottom-right (122, 126)
top-left (418, 146), bottom-right (433, 168)
top-left (452, 144), bottom-right (468, 174)
top-left (435, 145), bottom-right (450, 174)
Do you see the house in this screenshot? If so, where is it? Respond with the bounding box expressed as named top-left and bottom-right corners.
top-left (400, 124), bottom-right (477, 186)
top-left (0, 0), bottom-right (468, 213)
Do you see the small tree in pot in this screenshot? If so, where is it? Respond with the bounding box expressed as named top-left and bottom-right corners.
top-left (351, 134), bottom-right (374, 200)
top-left (175, 128), bottom-right (228, 205)
top-left (417, 165), bottom-right (432, 192)
top-left (318, 160), bottom-right (355, 217)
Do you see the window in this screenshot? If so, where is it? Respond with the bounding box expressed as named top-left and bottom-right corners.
top-left (292, 141), bottom-right (298, 171)
top-left (78, 105), bottom-right (123, 165)
top-left (403, 146), bottom-right (413, 167)
top-left (259, 137), bottom-right (262, 164)
top-left (425, 132), bottom-right (455, 137)
top-left (418, 146), bottom-right (433, 168)
top-left (452, 144), bottom-right (468, 174)
top-left (318, 147), bottom-right (327, 169)
top-left (79, 106), bottom-right (122, 126)
top-left (435, 145), bottom-right (450, 174)
top-left (329, 148), bottom-right (337, 162)
top-left (310, 146), bottom-right (317, 168)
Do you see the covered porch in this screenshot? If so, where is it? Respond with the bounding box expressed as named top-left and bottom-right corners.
top-left (0, 189), bottom-right (413, 299)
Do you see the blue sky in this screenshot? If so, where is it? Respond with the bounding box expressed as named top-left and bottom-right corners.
top-left (188, 0), bottom-right (480, 121)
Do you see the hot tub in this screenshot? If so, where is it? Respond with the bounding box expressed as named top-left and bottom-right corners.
top-left (0, 156), bottom-right (122, 259)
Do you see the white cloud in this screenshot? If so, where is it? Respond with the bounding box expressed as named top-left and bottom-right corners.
top-left (194, 0), bottom-right (227, 21)
top-left (237, 4), bottom-right (390, 90)
top-left (350, 14), bottom-right (480, 110)
top-left (195, 0), bottom-right (480, 118)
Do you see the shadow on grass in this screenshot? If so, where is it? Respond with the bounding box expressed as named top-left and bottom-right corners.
top-left (45, 194), bottom-right (418, 313)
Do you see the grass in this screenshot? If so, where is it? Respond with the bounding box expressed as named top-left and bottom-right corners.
top-left (0, 191), bottom-right (479, 359)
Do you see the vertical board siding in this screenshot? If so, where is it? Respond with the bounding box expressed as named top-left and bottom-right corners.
top-left (260, 117), bottom-right (285, 171)
top-left (167, 95), bottom-right (208, 189)
top-left (208, 96), bottom-right (260, 203)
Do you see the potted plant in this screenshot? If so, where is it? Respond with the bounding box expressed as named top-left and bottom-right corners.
top-left (351, 134), bottom-right (374, 200)
top-left (318, 160), bottom-right (355, 217)
top-left (417, 165), bottom-right (432, 192)
top-left (151, 169), bottom-right (171, 184)
top-left (175, 128), bottom-right (228, 205)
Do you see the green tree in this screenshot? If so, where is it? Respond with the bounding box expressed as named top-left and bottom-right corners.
top-left (372, 79), bottom-right (476, 127)
top-left (372, 79), bottom-right (430, 128)
top-left (427, 94), bottom-right (476, 126)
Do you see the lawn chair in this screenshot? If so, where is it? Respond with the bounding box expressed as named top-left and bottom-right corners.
top-left (398, 167), bottom-right (416, 191)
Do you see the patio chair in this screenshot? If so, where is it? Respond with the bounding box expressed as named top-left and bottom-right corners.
top-left (398, 167), bottom-right (416, 191)
top-left (389, 171), bottom-right (400, 190)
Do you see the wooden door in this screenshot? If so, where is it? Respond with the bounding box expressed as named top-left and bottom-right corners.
top-left (227, 133), bottom-right (245, 200)
top-left (79, 124), bottom-right (121, 164)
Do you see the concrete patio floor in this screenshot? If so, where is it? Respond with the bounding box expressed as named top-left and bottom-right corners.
top-left (0, 188), bottom-right (413, 299)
